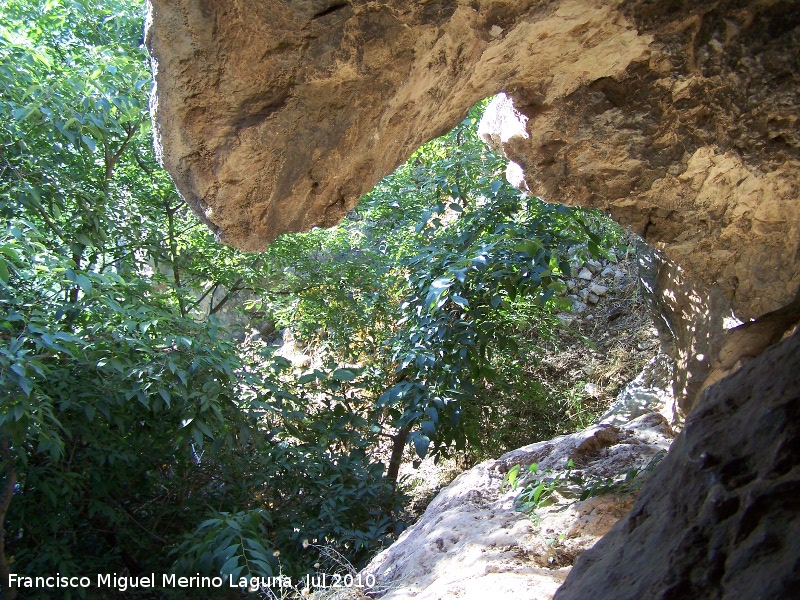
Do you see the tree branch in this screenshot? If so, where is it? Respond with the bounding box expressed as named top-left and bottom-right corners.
top-left (103, 120), bottom-right (141, 185)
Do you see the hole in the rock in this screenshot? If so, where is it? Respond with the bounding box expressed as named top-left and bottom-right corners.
top-left (9, 3), bottom-right (800, 596)
top-left (247, 96), bottom-right (672, 528)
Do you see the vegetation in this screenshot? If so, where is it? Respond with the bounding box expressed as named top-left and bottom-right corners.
top-left (503, 452), bottom-right (667, 515)
top-left (0, 1), bottom-right (631, 598)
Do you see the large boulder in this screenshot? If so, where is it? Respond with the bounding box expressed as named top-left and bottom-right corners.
top-left (145, 0), bottom-right (653, 252)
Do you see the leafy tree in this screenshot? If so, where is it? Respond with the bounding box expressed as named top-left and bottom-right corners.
top-left (0, 2), bottom-right (402, 597)
top-left (372, 109), bottom-right (594, 472)
top-left (253, 105), bottom-right (614, 481)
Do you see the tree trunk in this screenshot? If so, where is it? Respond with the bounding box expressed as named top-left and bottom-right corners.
top-left (386, 424), bottom-right (412, 486)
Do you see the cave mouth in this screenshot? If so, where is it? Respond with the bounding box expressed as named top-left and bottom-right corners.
top-left (254, 94), bottom-right (673, 460)
top-left (173, 93), bottom-right (678, 580)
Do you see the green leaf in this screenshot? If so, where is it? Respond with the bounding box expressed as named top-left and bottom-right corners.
top-left (81, 134), bottom-right (96, 152)
top-left (412, 434), bottom-right (430, 459)
top-left (425, 276), bottom-right (453, 310)
top-left (220, 555), bottom-right (241, 577)
top-left (507, 464), bottom-right (521, 488)
top-left (18, 378), bottom-right (33, 397)
top-left (75, 274), bottom-right (92, 293)
top-left (11, 106), bottom-right (35, 121)
top-left (249, 559), bottom-right (273, 576)
top-left (298, 372), bottom-right (316, 384)
top-left (451, 294), bottom-right (469, 308)
top-left (192, 426), bottom-right (204, 449)
top-left (332, 368), bottom-right (356, 381)
top-left (515, 239), bottom-right (542, 256)
top-left (195, 419), bottom-right (214, 438)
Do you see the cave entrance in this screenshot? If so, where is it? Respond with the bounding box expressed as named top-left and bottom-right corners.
top-left (244, 97), bottom-right (674, 511)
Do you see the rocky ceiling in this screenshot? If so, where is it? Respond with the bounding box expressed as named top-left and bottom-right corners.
top-left (146, 0), bottom-right (800, 408)
top-left (146, 2), bottom-right (800, 597)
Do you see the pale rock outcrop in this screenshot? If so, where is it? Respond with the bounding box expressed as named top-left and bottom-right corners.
top-left (598, 353), bottom-right (676, 426)
top-left (360, 414), bottom-right (674, 599)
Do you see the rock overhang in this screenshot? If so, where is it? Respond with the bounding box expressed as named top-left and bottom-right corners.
top-left (146, 0), bottom-right (800, 407)
top-left (145, 0), bottom-right (653, 250)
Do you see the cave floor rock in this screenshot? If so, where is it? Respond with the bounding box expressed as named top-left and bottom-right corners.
top-left (358, 413), bottom-right (674, 600)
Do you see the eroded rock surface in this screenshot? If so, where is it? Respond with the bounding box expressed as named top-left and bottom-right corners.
top-left (360, 414), bottom-right (674, 599)
top-left (555, 329), bottom-right (800, 600)
top-left (146, 0), bottom-right (652, 252)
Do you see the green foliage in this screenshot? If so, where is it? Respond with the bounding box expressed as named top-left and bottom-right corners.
top-left (174, 510), bottom-right (277, 583)
top-left (506, 461), bottom-right (578, 512)
top-left (0, 2), bottom-right (402, 595)
top-left (373, 109), bottom-right (594, 461)
top-left (0, 1), bottom-right (632, 595)
top-left (504, 452), bottom-right (666, 516)
top-left (251, 102), bottom-right (623, 468)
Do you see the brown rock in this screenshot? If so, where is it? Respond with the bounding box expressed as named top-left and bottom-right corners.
top-left (145, 0), bottom-right (653, 251)
top-left (554, 329), bottom-right (800, 600)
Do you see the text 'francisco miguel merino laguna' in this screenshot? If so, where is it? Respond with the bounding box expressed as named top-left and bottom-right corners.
top-left (7, 573), bottom-right (294, 592)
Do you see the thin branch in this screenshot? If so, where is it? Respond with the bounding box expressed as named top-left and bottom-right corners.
top-left (119, 503), bottom-right (168, 544)
top-left (103, 120), bottom-right (141, 185)
top-left (209, 279), bottom-right (245, 315)
top-left (185, 281), bottom-right (219, 311)
top-left (132, 146), bottom-right (155, 176)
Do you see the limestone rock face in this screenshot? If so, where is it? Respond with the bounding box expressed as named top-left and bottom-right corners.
top-left (145, 0), bottom-right (653, 251)
top-left (555, 329), bottom-right (800, 600)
